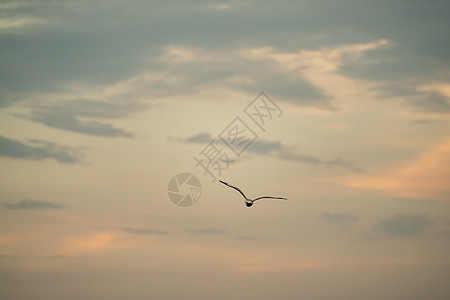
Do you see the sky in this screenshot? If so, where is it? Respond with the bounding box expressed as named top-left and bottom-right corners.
top-left (0, 0), bottom-right (449, 299)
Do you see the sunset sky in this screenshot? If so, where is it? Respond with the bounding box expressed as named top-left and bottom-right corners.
top-left (1, 1), bottom-right (449, 299)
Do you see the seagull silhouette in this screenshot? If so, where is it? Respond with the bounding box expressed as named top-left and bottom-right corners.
top-left (219, 180), bottom-right (287, 207)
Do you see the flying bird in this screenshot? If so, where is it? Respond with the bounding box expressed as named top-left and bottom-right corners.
top-left (219, 180), bottom-right (287, 207)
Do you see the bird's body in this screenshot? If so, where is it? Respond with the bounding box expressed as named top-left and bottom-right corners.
top-left (219, 180), bottom-right (287, 207)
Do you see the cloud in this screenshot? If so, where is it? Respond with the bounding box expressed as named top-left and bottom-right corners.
top-left (277, 148), bottom-right (365, 172)
top-left (0, 0), bottom-right (448, 117)
top-left (3, 199), bottom-right (63, 210)
top-left (338, 44), bottom-right (450, 115)
top-left (153, 44), bottom-right (330, 108)
top-left (121, 227), bottom-right (170, 235)
top-left (0, 17), bottom-right (47, 31)
top-left (24, 99), bottom-right (138, 137)
top-left (185, 132), bottom-right (211, 143)
top-left (0, 2), bottom-right (47, 32)
top-left (371, 82), bottom-right (450, 115)
top-left (247, 140), bottom-right (282, 155)
top-left (183, 132), bottom-right (364, 172)
top-left (59, 232), bottom-right (118, 255)
top-left (30, 112), bottom-right (132, 138)
top-left (188, 228), bottom-right (226, 235)
top-left (0, 135), bottom-right (84, 163)
top-left (374, 213), bottom-right (433, 237)
top-left (0, 4), bottom-right (331, 109)
top-left (0, 2), bottom-right (31, 10)
top-left (412, 119), bottom-right (434, 125)
top-left (241, 40), bottom-right (389, 111)
top-left (321, 212), bottom-right (358, 226)
top-left (343, 136), bottom-right (450, 200)
top-left (410, 91), bottom-right (450, 114)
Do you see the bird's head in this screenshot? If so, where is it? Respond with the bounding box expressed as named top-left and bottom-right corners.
top-left (245, 201), bottom-right (253, 207)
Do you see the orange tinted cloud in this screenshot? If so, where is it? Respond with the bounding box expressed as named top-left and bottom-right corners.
top-left (60, 232), bottom-right (119, 255)
top-left (345, 137), bottom-right (450, 200)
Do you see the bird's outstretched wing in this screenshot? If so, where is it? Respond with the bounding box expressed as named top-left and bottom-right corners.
top-left (253, 196), bottom-right (287, 201)
top-left (219, 180), bottom-right (247, 199)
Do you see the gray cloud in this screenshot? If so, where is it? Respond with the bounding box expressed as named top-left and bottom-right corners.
top-left (0, 135), bottom-right (84, 163)
top-left (321, 212), bottom-right (358, 226)
top-left (367, 82), bottom-right (450, 115)
top-left (0, 0), bottom-right (344, 110)
top-left (24, 99), bottom-right (138, 137)
top-left (412, 119), bottom-right (434, 125)
top-left (409, 92), bottom-right (450, 114)
top-left (185, 133), bottom-right (281, 155)
top-left (121, 227), bottom-right (171, 235)
top-left (185, 132), bottom-right (211, 143)
top-left (30, 99), bottom-right (143, 120)
top-left (183, 132), bottom-right (364, 172)
top-left (30, 113), bottom-right (132, 138)
top-left (1, 0), bottom-right (447, 118)
top-left (188, 228), bottom-right (226, 235)
top-left (374, 213), bottom-right (433, 237)
top-left (336, 5), bottom-right (450, 115)
top-left (277, 148), bottom-right (365, 172)
top-left (3, 199), bottom-right (63, 210)
top-left (247, 140), bottom-right (282, 155)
